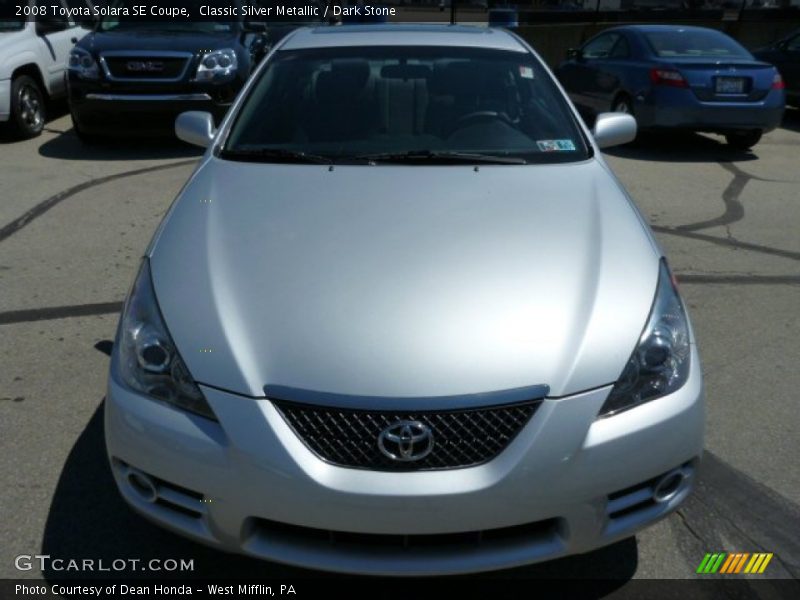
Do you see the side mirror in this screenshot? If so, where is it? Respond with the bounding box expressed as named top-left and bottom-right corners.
top-left (593, 112), bottom-right (637, 149)
top-left (175, 111), bottom-right (216, 148)
top-left (567, 47), bottom-right (583, 60)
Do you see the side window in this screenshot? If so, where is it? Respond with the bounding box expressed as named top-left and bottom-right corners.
top-left (787, 34), bottom-right (800, 52)
top-left (35, 0), bottom-right (70, 31)
top-left (609, 36), bottom-right (631, 59)
top-left (65, 0), bottom-right (95, 27)
top-left (583, 34), bottom-right (620, 60)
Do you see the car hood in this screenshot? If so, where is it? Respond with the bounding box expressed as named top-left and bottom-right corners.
top-left (78, 30), bottom-right (240, 54)
top-left (149, 159), bottom-right (661, 401)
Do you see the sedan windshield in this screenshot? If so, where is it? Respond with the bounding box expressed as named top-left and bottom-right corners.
top-left (644, 29), bottom-right (751, 59)
top-left (0, 0), bottom-right (26, 31)
top-left (99, 0), bottom-right (240, 33)
top-left (223, 46), bottom-right (589, 164)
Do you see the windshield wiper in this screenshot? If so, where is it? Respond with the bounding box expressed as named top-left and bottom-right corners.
top-left (354, 150), bottom-right (527, 165)
top-left (218, 148), bottom-right (333, 164)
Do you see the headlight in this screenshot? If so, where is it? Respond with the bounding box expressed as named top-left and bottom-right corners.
top-left (68, 47), bottom-right (99, 80)
top-left (117, 259), bottom-right (217, 421)
top-left (195, 48), bottom-right (238, 82)
top-left (598, 259), bottom-right (691, 418)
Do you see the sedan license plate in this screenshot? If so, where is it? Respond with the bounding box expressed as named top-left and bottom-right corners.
top-left (715, 77), bottom-right (746, 94)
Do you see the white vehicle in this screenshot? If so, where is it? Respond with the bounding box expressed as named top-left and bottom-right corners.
top-left (0, 0), bottom-right (93, 138)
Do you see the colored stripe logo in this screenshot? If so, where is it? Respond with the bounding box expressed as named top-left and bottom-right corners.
top-left (697, 553), bottom-right (773, 574)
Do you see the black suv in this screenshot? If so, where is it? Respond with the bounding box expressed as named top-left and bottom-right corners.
top-left (67, 0), bottom-right (270, 140)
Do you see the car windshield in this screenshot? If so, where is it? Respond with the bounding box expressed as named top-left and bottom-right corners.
top-left (223, 46), bottom-right (589, 164)
top-left (0, 0), bottom-right (26, 31)
top-left (249, 0), bottom-right (327, 23)
top-left (99, 0), bottom-right (240, 33)
top-left (644, 30), bottom-right (751, 59)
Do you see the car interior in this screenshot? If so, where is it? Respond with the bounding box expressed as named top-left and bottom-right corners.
top-left (228, 52), bottom-right (579, 155)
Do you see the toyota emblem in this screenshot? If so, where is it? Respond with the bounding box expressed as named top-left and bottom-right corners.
top-left (378, 420), bottom-right (434, 462)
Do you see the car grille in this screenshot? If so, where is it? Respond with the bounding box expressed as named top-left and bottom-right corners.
top-left (102, 55), bottom-right (190, 80)
top-left (272, 399), bottom-right (541, 471)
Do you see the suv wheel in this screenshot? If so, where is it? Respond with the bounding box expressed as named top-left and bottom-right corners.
top-left (71, 114), bottom-right (101, 145)
top-left (725, 130), bottom-right (762, 150)
top-left (10, 75), bottom-right (46, 139)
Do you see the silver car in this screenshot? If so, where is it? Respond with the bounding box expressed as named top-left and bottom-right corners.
top-left (106, 25), bottom-right (704, 575)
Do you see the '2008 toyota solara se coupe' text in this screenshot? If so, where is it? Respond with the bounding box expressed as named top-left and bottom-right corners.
top-left (106, 25), bottom-right (704, 575)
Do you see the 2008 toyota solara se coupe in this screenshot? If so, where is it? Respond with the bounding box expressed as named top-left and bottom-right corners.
top-left (106, 25), bottom-right (704, 575)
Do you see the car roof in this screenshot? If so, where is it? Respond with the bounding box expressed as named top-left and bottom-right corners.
top-left (280, 25), bottom-right (528, 53)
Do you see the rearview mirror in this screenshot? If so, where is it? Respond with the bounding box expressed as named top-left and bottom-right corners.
top-left (567, 47), bottom-right (583, 60)
top-left (380, 64), bottom-right (432, 80)
top-left (244, 20), bottom-right (268, 33)
top-left (592, 112), bottom-right (637, 149)
top-left (175, 112), bottom-right (215, 148)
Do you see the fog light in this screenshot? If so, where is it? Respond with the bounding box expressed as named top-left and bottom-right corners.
top-left (127, 469), bottom-right (157, 503)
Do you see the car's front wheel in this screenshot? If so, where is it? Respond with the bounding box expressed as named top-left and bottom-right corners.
top-left (725, 130), bottom-right (763, 150)
top-left (9, 75), bottom-right (46, 139)
top-left (71, 114), bottom-right (101, 145)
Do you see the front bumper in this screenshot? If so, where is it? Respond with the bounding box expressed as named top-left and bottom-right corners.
top-left (105, 346), bottom-right (704, 576)
top-left (70, 92), bottom-right (230, 136)
top-left (68, 75), bottom-right (238, 135)
top-left (635, 87), bottom-right (785, 133)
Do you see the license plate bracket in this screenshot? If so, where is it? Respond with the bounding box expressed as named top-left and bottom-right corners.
top-left (715, 77), bottom-right (747, 94)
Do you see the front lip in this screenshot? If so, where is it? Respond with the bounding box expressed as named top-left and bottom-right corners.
top-left (83, 92), bottom-right (213, 101)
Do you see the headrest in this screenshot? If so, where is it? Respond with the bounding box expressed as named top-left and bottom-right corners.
top-left (314, 59), bottom-right (371, 105)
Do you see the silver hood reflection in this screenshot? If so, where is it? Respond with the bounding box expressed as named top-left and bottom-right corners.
top-left (149, 159), bottom-right (660, 402)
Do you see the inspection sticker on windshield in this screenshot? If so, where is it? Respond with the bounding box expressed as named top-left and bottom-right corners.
top-left (537, 140), bottom-right (576, 152)
top-left (519, 66), bottom-right (534, 79)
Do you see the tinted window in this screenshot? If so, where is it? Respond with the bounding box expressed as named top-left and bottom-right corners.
top-left (99, 0), bottom-right (241, 33)
top-left (583, 34), bottom-right (620, 59)
top-left (249, 0), bottom-right (326, 23)
top-left (609, 36), bottom-right (631, 59)
top-left (0, 0), bottom-right (26, 31)
top-left (65, 0), bottom-right (95, 26)
top-left (36, 0), bottom-right (70, 29)
top-left (787, 34), bottom-right (800, 52)
top-left (644, 29), bottom-right (751, 59)
top-left (225, 46), bottom-right (589, 164)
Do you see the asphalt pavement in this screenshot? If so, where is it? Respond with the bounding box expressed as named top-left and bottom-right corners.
top-left (0, 108), bottom-right (798, 589)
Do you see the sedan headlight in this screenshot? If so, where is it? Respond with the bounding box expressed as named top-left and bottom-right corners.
top-left (195, 48), bottom-right (238, 82)
top-left (68, 47), bottom-right (99, 80)
top-left (117, 259), bottom-right (217, 421)
top-left (598, 259), bottom-right (691, 418)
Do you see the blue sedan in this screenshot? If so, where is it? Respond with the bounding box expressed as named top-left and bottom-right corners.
top-left (555, 25), bottom-right (786, 149)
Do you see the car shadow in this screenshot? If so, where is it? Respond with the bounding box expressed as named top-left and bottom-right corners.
top-left (603, 131), bottom-right (760, 163)
top-left (780, 107), bottom-right (800, 134)
top-left (38, 128), bottom-right (203, 161)
top-left (0, 98), bottom-right (70, 144)
top-left (41, 401), bottom-right (637, 590)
